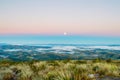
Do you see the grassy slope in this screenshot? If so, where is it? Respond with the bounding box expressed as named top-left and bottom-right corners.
top-left (0, 60), bottom-right (120, 80)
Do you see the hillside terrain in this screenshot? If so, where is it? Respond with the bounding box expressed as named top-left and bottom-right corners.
top-left (0, 60), bottom-right (120, 80)
top-left (0, 44), bottom-right (120, 61)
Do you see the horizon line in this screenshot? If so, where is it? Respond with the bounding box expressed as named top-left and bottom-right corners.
top-left (0, 33), bottom-right (120, 37)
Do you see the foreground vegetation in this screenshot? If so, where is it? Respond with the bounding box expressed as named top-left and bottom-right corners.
top-left (0, 59), bottom-right (120, 80)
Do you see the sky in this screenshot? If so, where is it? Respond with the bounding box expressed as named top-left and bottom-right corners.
top-left (0, 0), bottom-right (120, 36)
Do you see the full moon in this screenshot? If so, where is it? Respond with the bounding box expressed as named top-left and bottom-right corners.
top-left (63, 32), bottom-right (67, 35)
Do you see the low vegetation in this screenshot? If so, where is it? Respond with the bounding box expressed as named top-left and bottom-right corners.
top-left (0, 59), bottom-right (120, 80)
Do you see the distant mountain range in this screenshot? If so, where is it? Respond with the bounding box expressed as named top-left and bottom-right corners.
top-left (0, 43), bottom-right (9, 45)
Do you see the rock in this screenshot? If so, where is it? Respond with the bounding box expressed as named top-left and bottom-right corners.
top-left (88, 74), bottom-right (95, 78)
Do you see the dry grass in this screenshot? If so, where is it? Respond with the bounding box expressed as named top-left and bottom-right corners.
top-left (0, 60), bottom-right (120, 80)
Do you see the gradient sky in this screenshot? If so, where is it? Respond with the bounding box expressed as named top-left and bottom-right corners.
top-left (0, 0), bottom-right (120, 36)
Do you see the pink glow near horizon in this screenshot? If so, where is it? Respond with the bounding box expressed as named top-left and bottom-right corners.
top-left (0, 0), bottom-right (120, 36)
